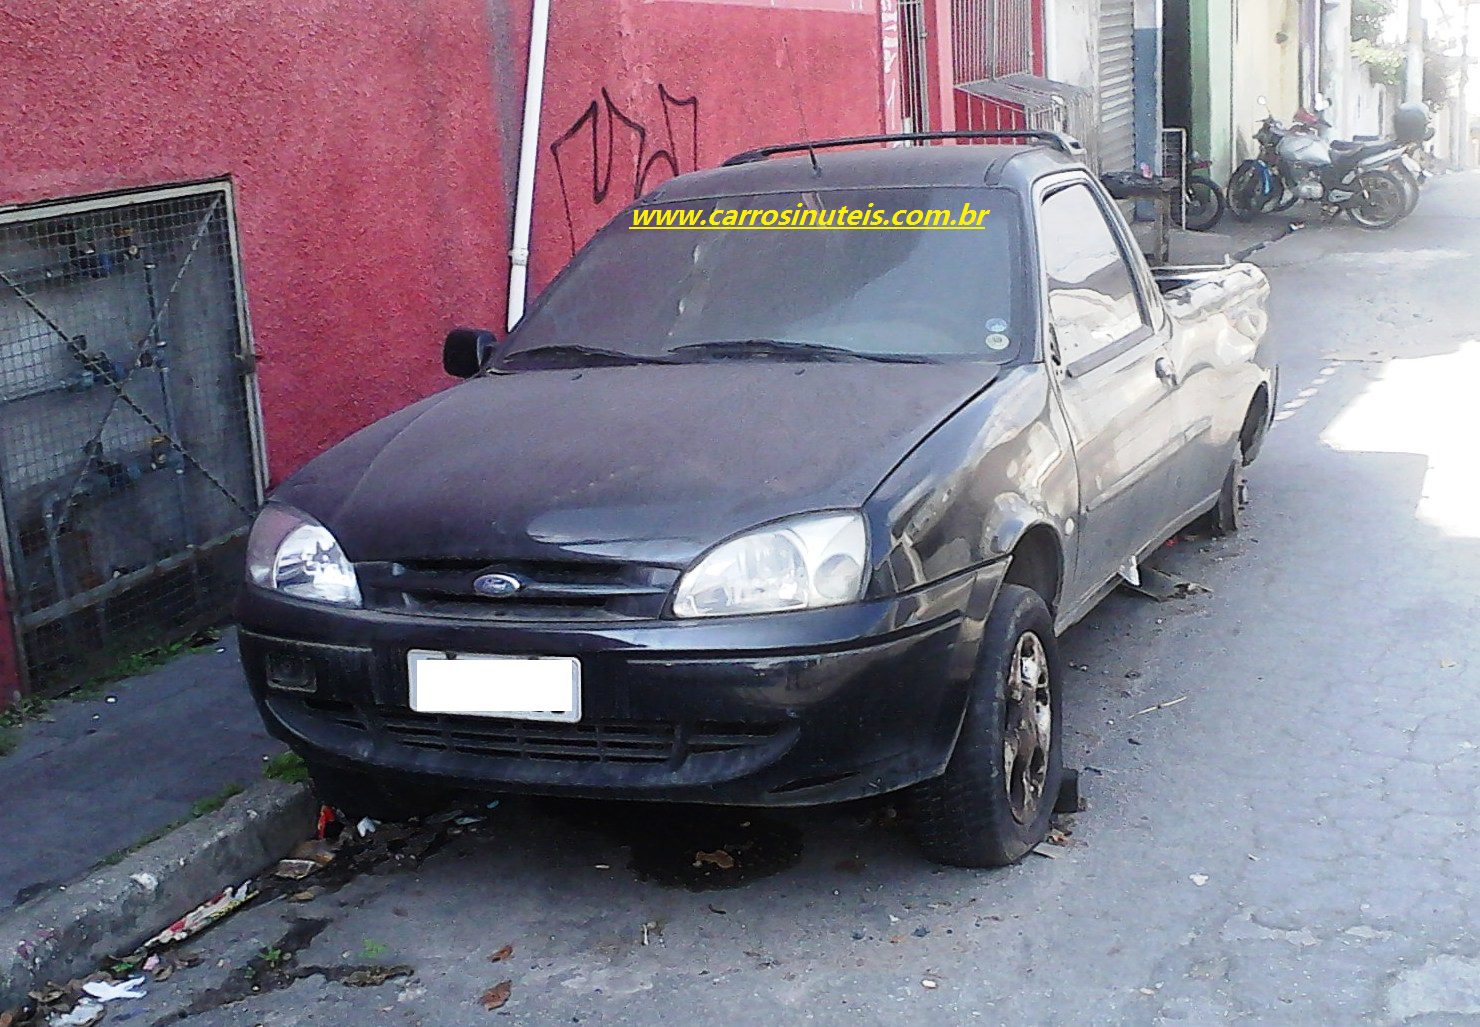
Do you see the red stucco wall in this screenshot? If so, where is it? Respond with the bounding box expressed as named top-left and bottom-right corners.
top-left (528, 0), bottom-right (885, 289)
top-left (0, 0), bottom-right (885, 700)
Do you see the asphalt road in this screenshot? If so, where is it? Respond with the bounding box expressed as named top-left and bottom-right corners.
top-left (144, 173), bottom-right (1480, 1026)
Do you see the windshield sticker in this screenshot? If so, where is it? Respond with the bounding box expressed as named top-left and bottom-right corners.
top-left (984, 333), bottom-right (1011, 351)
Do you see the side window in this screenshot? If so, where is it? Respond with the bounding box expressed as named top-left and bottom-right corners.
top-left (1038, 183), bottom-right (1149, 366)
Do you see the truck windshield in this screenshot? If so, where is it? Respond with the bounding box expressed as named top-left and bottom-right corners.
top-left (498, 188), bottom-right (1026, 368)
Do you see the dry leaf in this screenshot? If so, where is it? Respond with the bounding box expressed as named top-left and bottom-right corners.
top-left (693, 849), bottom-right (736, 870)
top-left (488, 944), bottom-right (514, 963)
top-left (481, 980), bottom-right (512, 1010)
top-left (289, 888), bottom-right (322, 903)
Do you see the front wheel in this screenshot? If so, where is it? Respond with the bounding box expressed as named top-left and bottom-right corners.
top-left (909, 584), bottom-right (1063, 867)
top-left (1347, 169), bottom-right (1408, 229)
top-left (1183, 175), bottom-right (1226, 232)
top-left (1227, 160), bottom-right (1271, 221)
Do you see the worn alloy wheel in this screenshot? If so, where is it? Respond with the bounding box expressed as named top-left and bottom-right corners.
top-left (1004, 630), bottom-right (1053, 823)
top-left (909, 584), bottom-right (1063, 867)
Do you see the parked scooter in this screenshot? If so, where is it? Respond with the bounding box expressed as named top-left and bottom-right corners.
top-left (1227, 99), bottom-right (1410, 230)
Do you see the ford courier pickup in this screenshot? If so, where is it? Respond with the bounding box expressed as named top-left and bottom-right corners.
top-left (238, 131), bottom-right (1275, 866)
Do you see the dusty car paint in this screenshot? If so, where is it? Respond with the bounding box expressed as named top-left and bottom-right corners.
top-left (238, 143), bottom-right (1275, 808)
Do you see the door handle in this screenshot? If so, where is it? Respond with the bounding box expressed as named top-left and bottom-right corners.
top-left (1154, 356), bottom-right (1180, 387)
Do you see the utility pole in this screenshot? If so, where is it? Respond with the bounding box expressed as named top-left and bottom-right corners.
top-left (1407, 0), bottom-right (1426, 104)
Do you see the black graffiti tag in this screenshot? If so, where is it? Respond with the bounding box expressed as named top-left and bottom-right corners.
top-left (549, 84), bottom-right (700, 254)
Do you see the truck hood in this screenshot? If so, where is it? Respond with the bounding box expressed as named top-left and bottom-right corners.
top-left (274, 362), bottom-right (997, 566)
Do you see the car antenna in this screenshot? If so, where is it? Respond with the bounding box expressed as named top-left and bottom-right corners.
top-left (782, 36), bottom-right (822, 177)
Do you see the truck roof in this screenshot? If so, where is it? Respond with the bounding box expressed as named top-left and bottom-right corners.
top-left (643, 142), bottom-right (1085, 204)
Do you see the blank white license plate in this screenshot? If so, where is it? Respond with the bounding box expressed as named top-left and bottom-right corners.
top-left (407, 650), bottom-right (581, 723)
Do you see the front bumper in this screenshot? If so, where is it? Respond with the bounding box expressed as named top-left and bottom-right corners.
top-left (238, 562), bottom-right (1005, 806)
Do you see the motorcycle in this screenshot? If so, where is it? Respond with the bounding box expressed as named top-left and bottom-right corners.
top-left (1330, 134), bottom-right (1426, 216)
top-left (1227, 101), bottom-right (1410, 230)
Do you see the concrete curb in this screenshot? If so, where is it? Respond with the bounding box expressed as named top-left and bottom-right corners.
top-left (0, 778), bottom-right (316, 1010)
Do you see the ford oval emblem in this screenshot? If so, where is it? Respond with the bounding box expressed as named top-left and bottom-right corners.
top-left (473, 572), bottom-right (524, 598)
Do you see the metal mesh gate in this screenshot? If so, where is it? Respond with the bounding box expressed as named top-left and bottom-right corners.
top-left (898, 0), bottom-right (931, 134)
top-left (0, 182), bottom-right (264, 694)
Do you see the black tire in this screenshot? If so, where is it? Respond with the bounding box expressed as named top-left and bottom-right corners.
top-left (306, 760), bottom-right (447, 823)
top-left (1395, 166), bottom-right (1421, 215)
top-left (1228, 160), bottom-right (1276, 221)
top-left (1183, 175), bottom-right (1225, 232)
top-left (909, 584), bottom-right (1063, 868)
top-left (1198, 458), bottom-right (1242, 537)
top-left (1347, 169), bottom-right (1408, 229)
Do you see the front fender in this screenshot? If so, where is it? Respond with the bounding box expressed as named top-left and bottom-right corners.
top-left (864, 364), bottom-right (1078, 597)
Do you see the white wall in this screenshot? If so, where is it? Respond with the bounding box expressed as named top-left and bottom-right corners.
top-left (1047, 0), bottom-right (1096, 90)
top-left (1231, 0), bottom-right (1303, 163)
top-left (1340, 58), bottom-right (1394, 139)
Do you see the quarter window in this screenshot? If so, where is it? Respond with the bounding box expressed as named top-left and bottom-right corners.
top-left (1038, 184), bottom-right (1147, 365)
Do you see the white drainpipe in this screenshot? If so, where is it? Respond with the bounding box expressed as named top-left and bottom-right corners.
top-left (506, 0), bottom-right (553, 332)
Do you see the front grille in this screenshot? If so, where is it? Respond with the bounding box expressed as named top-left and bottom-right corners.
top-left (355, 558), bottom-right (678, 621)
top-left (278, 696), bottom-right (782, 767)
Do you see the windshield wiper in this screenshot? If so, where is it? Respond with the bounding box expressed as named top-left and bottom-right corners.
top-left (496, 344), bottom-right (676, 369)
top-left (667, 339), bottom-right (930, 363)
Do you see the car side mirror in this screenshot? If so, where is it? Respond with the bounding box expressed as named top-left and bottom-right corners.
top-left (443, 327), bottom-right (499, 378)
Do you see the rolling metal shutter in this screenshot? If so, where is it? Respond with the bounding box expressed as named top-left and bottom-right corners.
top-left (1097, 0), bottom-right (1135, 171)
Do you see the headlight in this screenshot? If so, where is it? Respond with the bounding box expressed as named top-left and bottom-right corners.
top-left (245, 503), bottom-right (362, 607)
top-left (672, 512), bottom-right (867, 618)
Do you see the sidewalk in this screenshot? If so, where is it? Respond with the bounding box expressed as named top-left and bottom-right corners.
top-left (1124, 206), bottom-right (1298, 267)
top-left (0, 630), bottom-right (282, 912)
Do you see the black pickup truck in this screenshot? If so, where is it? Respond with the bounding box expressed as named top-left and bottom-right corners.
top-left (239, 131), bottom-right (1275, 867)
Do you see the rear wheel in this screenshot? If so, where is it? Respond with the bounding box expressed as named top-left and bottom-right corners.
top-left (1183, 175), bottom-right (1225, 232)
top-left (1347, 169), bottom-right (1408, 229)
top-left (1195, 457), bottom-right (1243, 536)
top-left (909, 585), bottom-right (1063, 867)
top-left (1395, 166), bottom-right (1421, 215)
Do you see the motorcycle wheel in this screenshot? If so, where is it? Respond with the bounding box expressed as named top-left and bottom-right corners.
top-left (1347, 169), bottom-right (1408, 230)
top-left (1395, 166), bottom-right (1421, 215)
top-left (1228, 161), bottom-right (1276, 221)
top-left (1183, 175), bottom-right (1226, 232)
top-left (1270, 172), bottom-right (1299, 213)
